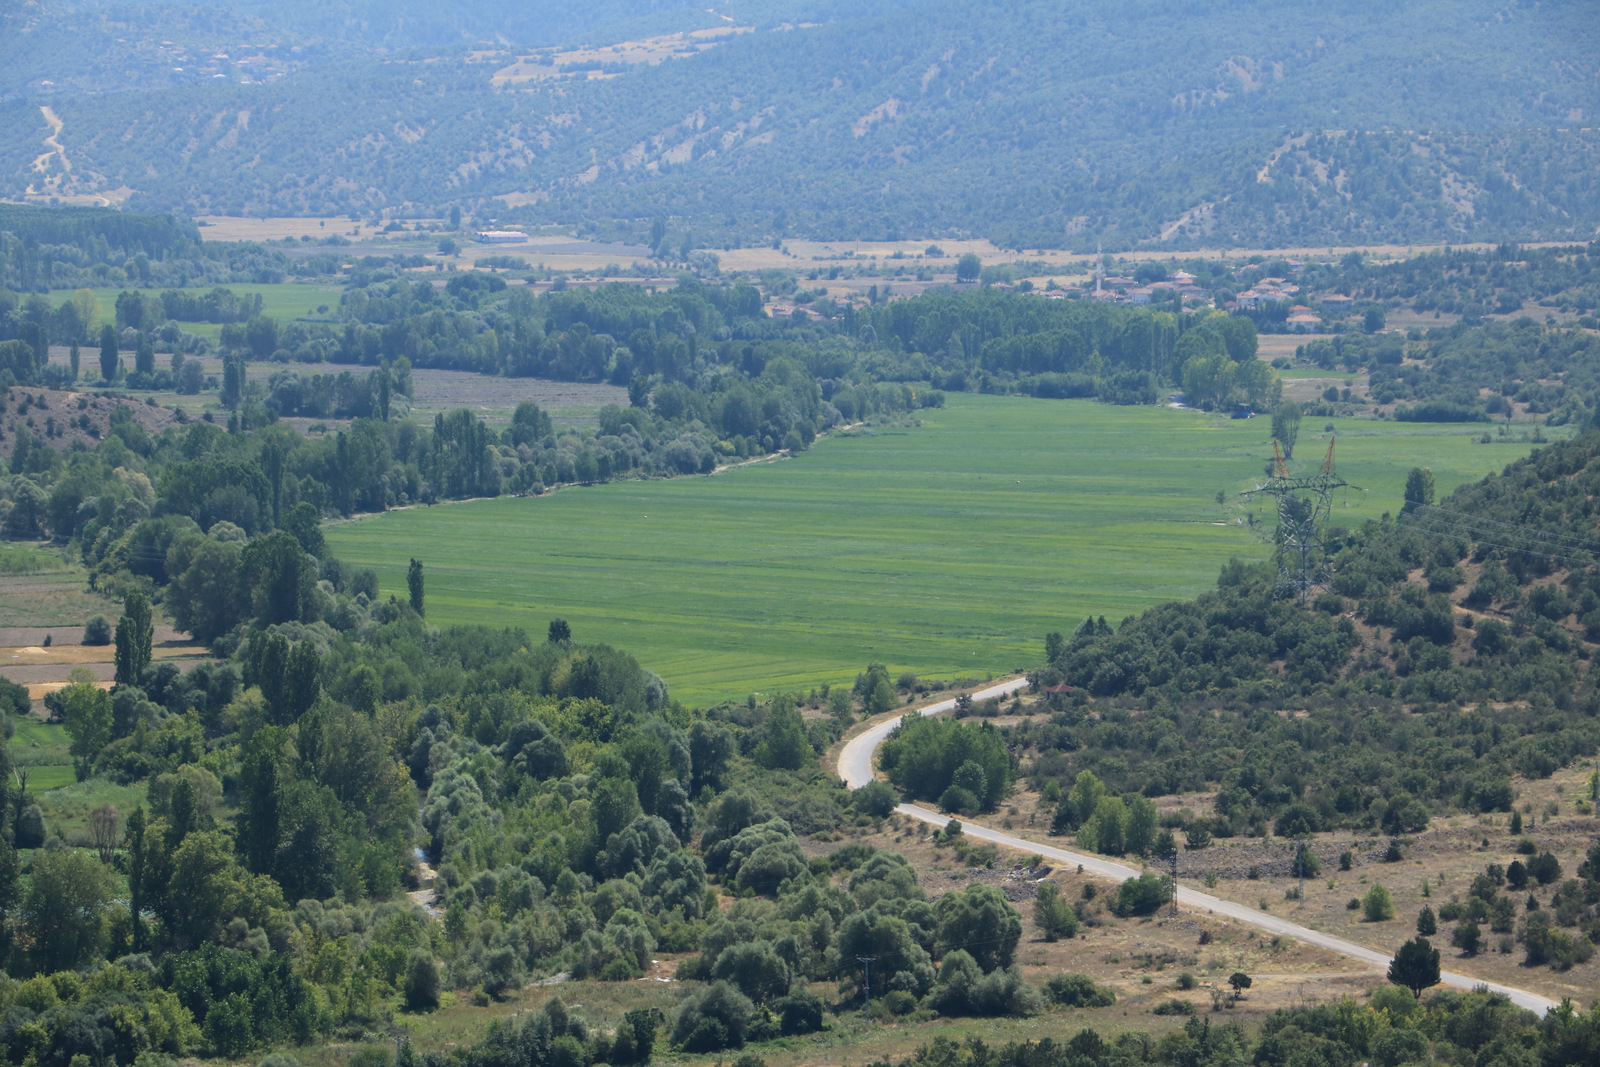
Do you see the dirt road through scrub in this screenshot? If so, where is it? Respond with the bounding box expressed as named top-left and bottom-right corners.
top-left (836, 680), bottom-right (1560, 1017)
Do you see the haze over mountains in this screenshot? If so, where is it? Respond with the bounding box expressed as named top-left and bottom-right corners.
top-left (2, 0), bottom-right (1596, 249)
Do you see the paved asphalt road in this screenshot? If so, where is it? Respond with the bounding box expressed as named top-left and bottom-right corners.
top-left (836, 678), bottom-right (1560, 1017)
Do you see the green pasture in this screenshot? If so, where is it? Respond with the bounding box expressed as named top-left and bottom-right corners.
top-left (0, 543), bottom-right (72, 575)
top-left (325, 394), bottom-right (1545, 706)
top-left (83, 282), bottom-right (345, 339)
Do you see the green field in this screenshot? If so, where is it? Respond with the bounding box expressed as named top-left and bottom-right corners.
top-left (84, 282), bottom-right (345, 339)
top-left (325, 395), bottom-right (1545, 706)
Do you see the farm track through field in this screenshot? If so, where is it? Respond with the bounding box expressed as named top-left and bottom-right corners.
top-left (837, 681), bottom-right (1561, 1017)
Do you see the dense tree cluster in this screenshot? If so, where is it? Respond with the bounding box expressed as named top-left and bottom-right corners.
top-left (0, 206), bottom-right (339, 295)
top-left (877, 715), bottom-right (1011, 815)
top-left (859, 990), bottom-right (1600, 1067)
top-left (1299, 242), bottom-right (1600, 324)
top-left (1022, 428), bottom-right (1600, 855)
top-left (1298, 319), bottom-right (1600, 424)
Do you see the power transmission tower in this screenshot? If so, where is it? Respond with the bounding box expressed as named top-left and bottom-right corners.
top-left (856, 956), bottom-right (877, 1025)
top-left (1243, 438), bottom-right (1349, 602)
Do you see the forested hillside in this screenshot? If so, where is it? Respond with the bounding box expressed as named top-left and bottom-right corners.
top-left (1021, 429), bottom-right (1600, 872)
top-left (2, 0), bottom-right (1596, 247)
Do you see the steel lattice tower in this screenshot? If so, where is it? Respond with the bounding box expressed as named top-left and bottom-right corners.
top-left (1243, 438), bottom-right (1348, 602)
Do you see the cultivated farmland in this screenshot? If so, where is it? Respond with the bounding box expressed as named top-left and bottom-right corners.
top-left (325, 394), bottom-right (1544, 705)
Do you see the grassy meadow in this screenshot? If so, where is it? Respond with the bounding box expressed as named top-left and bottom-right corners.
top-left (82, 282), bottom-right (345, 340)
top-left (325, 394), bottom-right (1540, 706)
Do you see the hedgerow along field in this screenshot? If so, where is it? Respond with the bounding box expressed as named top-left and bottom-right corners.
top-left (325, 394), bottom-right (1545, 705)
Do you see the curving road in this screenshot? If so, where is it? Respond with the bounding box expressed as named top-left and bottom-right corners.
top-left (837, 678), bottom-right (1559, 1017)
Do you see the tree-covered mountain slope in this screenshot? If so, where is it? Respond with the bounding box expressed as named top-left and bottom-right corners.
top-left (1, 0), bottom-right (1596, 247)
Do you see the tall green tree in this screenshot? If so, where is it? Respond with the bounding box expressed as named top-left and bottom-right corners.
top-left (98, 323), bottom-right (118, 382)
top-left (0, 832), bottom-right (19, 963)
top-left (221, 354), bottom-right (244, 409)
top-left (21, 849), bottom-right (113, 972)
top-left (237, 727), bottom-right (289, 876)
top-left (1271, 401), bottom-right (1302, 460)
top-left (166, 537), bottom-right (243, 643)
top-left (241, 531), bottom-right (315, 625)
top-left (934, 884), bottom-right (1022, 971)
top-left (1403, 467), bottom-right (1436, 513)
top-left (408, 557), bottom-right (425, 616)
top-left (114, 591), bottom-right (154, 684)
top-left (283, 641), bottom-right (321, 722)
top-left (1388, 937), bottom-right (1441, 999)
top-left (754, 698), bottom-right (810, 771)
top-left (59, 680), bottom-right (113, 780)
top-left (126, 806), bottom-right (149, 951)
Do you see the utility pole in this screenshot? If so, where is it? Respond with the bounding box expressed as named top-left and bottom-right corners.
top-left (1169, 848), bottom-right (1179, 917)
top-left (1297, 840), bottom-right (1306, 909)
top-left (856, 956), bottom-right (877, 1025)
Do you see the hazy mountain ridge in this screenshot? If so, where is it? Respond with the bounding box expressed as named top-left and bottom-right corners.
top-left (1, 0), bottom-right (1596, 247)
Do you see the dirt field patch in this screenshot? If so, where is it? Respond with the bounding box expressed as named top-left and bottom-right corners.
top-left (3, 628), bottom-right (211, 701)
top-left (407, 370), bottom-right (628, 427)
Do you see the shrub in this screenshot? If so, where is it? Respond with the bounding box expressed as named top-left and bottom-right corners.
top-left (927, 951), bottom-right (1043, 1017)
top-left (853, 780), bottom-right (898, 818)
top-left (403, 950), bottom-right (441, 1011)
top-left (1290, 847), bottom-right (1321, 879)
top-left (879, 990), bottom-right (918, 1016)
top-left (1042, 972), bottom-right (1116, 1008)
top-left (15, 803), bottom-right (45, 849)
top-left (939, 784), bottom-right (980, 815)
top-left (712, 940), bottom-right (791, 1003)
top-left (1362, 884), bottom-right (1395, 922)
top-left (1033, 881), bottom-right (1079, 941)
top-left (1526, 852), bottom-right (1562, 885)
top-left (774, 990), bottom-right (824, 1034)
top-left (672, 981), bottom-right (755, 1051)
top-left (1371, 1028), bottom-right (1429, 1067)
top-left (1153, 999), bottom-right (1195, 1016)
top-left (1112, 872), bottom-right (1172, 916)
top-left (83, 615), bottom-right (112, 645)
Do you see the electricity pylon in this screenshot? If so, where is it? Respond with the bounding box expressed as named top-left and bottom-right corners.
top-left (1243, 438), bottom-right (1349, 602)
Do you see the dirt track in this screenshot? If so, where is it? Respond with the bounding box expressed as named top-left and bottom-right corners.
top-left (836, 680), bottom-right (1561, 1017)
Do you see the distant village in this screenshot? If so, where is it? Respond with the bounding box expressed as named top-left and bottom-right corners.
top-left (1065, 261), bottom-right (1349, 332)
